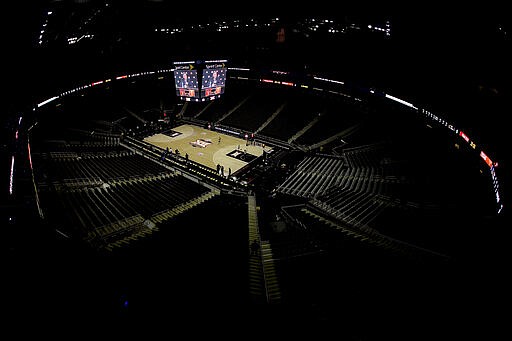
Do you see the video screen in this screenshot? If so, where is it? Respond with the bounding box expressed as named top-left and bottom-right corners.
top-left (174, 69), bottom-right (199, 99)
top-left (201, 68), bottom-right (227, 99)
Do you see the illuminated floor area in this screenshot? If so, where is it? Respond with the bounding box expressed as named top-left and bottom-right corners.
top-left (144, 124), bottom-right (272, 174)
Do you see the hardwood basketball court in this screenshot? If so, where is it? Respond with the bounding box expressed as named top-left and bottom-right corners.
top-left (144, 124), bottom-right (272, 175)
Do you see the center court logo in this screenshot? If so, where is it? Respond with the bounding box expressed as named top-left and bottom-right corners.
top-left (189, 138), bottom-right (212, 148)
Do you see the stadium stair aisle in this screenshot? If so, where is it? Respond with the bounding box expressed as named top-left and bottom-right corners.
top-left (178, 101), bottom-right (188, 117)
top-left (247, 195), bottom-right (281, 304)
top-left (151, 190), bottom-right (218, 224)
top-left (260, 241), bottom-right (281, 304)
top-left (97, 190), bottom-right (218, 250)
top-left (247, 195), bottom-right (266, 303)
top-left (306, 122), bottom-right (361, 151)
top-left (255, 101), bottom-right (287, 134)
top-left (194, 101), bottom-right (214, 119)
top-left (215, 94), bottom-right (252, 124)
top-left (301, 206), bottom-right (448, 261)
top-left (287, 115), bottom-right (320, 144)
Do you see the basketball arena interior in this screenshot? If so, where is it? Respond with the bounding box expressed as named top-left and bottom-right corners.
top-left (2, 1), bottom-right (510, 337)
